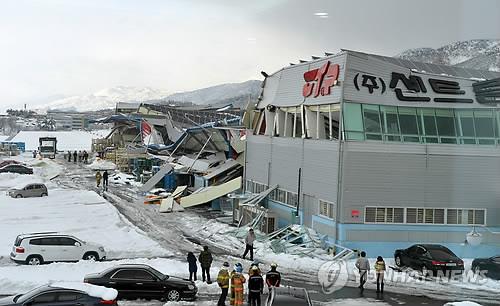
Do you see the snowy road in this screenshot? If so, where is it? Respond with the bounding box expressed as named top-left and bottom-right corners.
top-left (0, 153), bottom-right (498, 306)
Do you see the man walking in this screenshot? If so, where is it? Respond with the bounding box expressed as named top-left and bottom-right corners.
top-left (198, 246), bottom-right (213, 283)
top-left (103, 170), bottom-right (109, 188)
top-left (355, 251), bottom-right (370, 290)
top-left (248, 266), bottom-right (264, 306)
top-left (96, 171), bottom-right (102, 187)
top-left (217, 262), bottom-right (230, 306)
top-left (265, 263), bottom-right (281, 289)
top-left (242, 228), bottom-right (256, 261)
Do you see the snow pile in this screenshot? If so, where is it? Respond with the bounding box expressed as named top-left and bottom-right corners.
top-left (89, 158), bottom-right (116, 170)
top-left (110, 172), bottom-right (142, 187)
top-left (51, 282), bottom-right (118, 300)
top-left (444, 302), bottom-right (483, 306)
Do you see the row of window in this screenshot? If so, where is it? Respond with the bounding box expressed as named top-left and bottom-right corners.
top-left (365, 207), bottom-right (486, 225)
top-left (343, 103), bottom-right (500, 145)
top-left (245, 180), bottom-right (298, 207)
top-left (319, 200), bottom-right (335, 220)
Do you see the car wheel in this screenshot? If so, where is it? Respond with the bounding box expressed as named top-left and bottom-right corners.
top-left (41, 193), bottom-right (47, 197)
top-left (26, 255), bottom-right (43, 265)
top-left (395, 255), bottom-right (402, 267)
top-left (83, 252), bottom-right (99, 261)
top-left (15, 194), bottom-right (22, 198)
top-left (165, 289), bottom-right (181, 301)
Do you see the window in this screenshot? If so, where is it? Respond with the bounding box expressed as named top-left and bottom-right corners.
top-left (319, 200), bottom-right (334, 219)
top-left (435, 109), bottom-right (457, 143)
top-left (29, 238), bottom-right (43, 245)
top-left (364, 207), bottom-right (404, 223)
top-left (447, 209), bottom-right (486, 225)
top-left (474, 109), bottom-right (495, 144)
top-left (40, 238), bottom-right (59, 246)
top-left (59, 238), bottom-right (78, 246)
top-left (135, 270), bottom-right (155, 281)
top-left (455, 109), bottom-right (476, 144)
top-left (27, 185), bottom-right (35, 190)
top-left (343, 103), bottom-right (364, 140)
top-left (363, 104), bottom-right (382, 140)
top-left (32, 293), bottom-right (57, 303)
top-left (380, 106), bottom-right (400, 141)
top-left (112, 270), bottom-right (135, 279)
top-left (398, 107), bottom-right (419, 142)
top-left (58, 292), bottom-right (83, 302)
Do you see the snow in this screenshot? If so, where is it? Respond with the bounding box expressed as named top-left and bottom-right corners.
top-left (318, 298), bottom-right (391, 305)
top-left (9, 131), bottom-right (103, 151)
top-left (89, 158), bottom-right (117, 170)
top-left (51, 282), bottom-right (118, 300)
top-left (444, 302), bottom-right (483, 306)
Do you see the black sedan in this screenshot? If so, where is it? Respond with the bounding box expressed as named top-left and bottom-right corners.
top-left (84, 264), bottom-right (197, 301)
top-left (471, 255), bottom-right (500, 280)
top-left (394, 244), bottom-right (464, 277)
top-left (0, 164), bottom-right (33, 174)
top-left (0, 284), bottom-right (117, 306)
top-left (266, 287), bottom-right (313, 306)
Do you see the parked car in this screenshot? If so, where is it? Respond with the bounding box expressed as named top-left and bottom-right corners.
top-left (394, 244), bottom-right (464, 277)
top-left (0, 164), bottom-right (33, 174)
top-left (0, 160), bottom-right (24, 168)
top-left (7, 183), bottom-right (48, 198)
top-left (0, 282), bottom-right (118, 305)
top-left (471, 255), bottom-right (500, 280)
top-left (10, 232), bottom-right (106, 265)
top-left (266, 287), bottom-right (313, 306)
top-left (84, 264), bottom-right (197, 302)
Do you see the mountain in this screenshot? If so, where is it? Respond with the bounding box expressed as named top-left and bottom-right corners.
top-left (163, 80), bottom-right (261, 105)
top-left (33, 86), bottom-right (172, 113)
top-left (396, 39), bottom-right (500, 72)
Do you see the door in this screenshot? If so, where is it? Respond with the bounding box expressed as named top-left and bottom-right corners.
top-left (29, 292), bottom-right (57, 305)
top-left (26, 184), bottom-right (36, 197)
top-left (110, 269), bottom-right (136, 298)
top-left (302, 194), bottom-right (314, 228)
top-left (40, 237), bottom-right (62, 262)
top-left (134, 270), bottom-right (162, 299)
top-left (58, 237), bottom-right (81, 261)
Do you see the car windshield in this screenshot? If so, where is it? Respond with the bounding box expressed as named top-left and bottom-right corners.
top-left (14, 286), bottom-right (45, 303)
top-left (148, 266), bottom-right (167, 280)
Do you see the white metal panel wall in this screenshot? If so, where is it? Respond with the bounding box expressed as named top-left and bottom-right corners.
top-left (245, 134), bottom-right (272, 184)
top-left (343, 52), bottom-right (494, 109)
top-left (258, 70), bottom-right (282, 109)
top-left (340, 142), bottom-right (500, 225)
top-left (268, 137), bottom-right (303, 190)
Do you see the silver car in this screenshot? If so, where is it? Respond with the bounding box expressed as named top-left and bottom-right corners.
top-left (8, 183), bottom-right (48, 198)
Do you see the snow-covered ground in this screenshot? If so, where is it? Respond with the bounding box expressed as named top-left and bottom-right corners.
top-left (9, 130), bottom-right (110, 151)
top-left (0, 151), bottom-right (499, 306)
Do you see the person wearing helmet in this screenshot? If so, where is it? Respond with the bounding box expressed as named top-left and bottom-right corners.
top-left (233, 265), bottom-right (246, 306)
top-left (248, 259), bottom-right (261, 276)
top-left (217, 262), bottom-right (230, 306)
top-left (248, 265), bottom-right (264, 306)
top-left (230, 263), bottom-right (242, 306)
top-left (266, 263), bottom-right (281, 289)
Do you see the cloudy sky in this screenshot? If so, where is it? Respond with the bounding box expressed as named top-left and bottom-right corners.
top-left (0, 0), bottom-right (499, 111)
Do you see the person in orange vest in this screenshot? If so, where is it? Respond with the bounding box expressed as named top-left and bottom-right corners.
top-left (233, 265), bottom-right (246, 306)
top-left (217, 262), bottom-right (230, 306)
top-left (229, 263), bottom-right (241, 306)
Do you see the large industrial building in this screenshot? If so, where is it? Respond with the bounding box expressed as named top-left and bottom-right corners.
top-left (244, 50), bottom-right (500, 258)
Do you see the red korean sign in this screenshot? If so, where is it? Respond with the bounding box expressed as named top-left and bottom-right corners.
top-left (302, 61), bottom-right (340, 98)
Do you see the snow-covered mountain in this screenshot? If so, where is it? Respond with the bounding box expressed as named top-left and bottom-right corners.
top-left (164, 80), bottom-right (261, 105)
top-left (396, 39), bottom-right (500, 72)
top-left (34, 86), bottom-right (172, 113)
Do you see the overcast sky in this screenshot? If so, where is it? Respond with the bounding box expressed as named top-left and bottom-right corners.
top-left (0, 0), bottom-right (499, 112)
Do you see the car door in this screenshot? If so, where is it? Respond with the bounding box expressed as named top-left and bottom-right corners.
top-left (56, 290), bottom-right (85, 306)
top-left (58, 237), bottom-right (81, 261)
top-left (134, 269), bottom-right (162, 299)
top-left (40, 237), bottom-right (62, 262)
top-left (110, 269), bottom-right (136, 299)
top-left (28, 292), bottom-right (58, 305)
top-left (406, 246), bottom-right (419, 269)
top-left (26, 184), bottom-right (36, 197)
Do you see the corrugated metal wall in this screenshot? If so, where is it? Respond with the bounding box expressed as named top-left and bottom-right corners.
top-left (340, 141), bottom-right (500, 226)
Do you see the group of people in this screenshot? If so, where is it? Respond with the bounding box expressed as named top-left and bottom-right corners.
top-left (95, 170), bottom-right (109, 188)
top-left (355, 251), bottom-right (386, 293)
top-left (187, 245), bottom-right (281, 306)
top-left (67, 150), bottom-right (89, 163)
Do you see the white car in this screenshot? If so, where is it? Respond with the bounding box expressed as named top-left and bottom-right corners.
top-left (10, 232), bottom-right (107, 265)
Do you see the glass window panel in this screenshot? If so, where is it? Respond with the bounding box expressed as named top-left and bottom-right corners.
top-left (394, 208), bottom-right (404, 223)
top-left (447, 209), bottom-right (457, 224)
top-left (435, 109), bottom-right (456, 136)
top-left (386, 208), bottom-right (393, 223)
top-left (380, 106), bottom-right (400, 134)
top-left (455, 110), bottom-right (475, 137)
top-left (423, 137), bottom-right (438, 143)
top-left (417, 208), bottom-right (424, 223)
top-left (494, 110), bottom-right (500, 139)
top-left (407, 208), bottom-right (416, 223)
top-left (474, 210), bottom-right (485, 225)
top-left (398, 107), bottom-right (419, 135)
top-left (365, 207), bottom-right (376, 222)
top-left (403, 136), bottom-right (420, 143)
top-left (474, 109), bottom-right (494, 137)
top-left (467, 210), bottom-right (474, 224)
top-left (346, 132), bottom-right (365, 140)
top-left (424, 209), bottom-right (434, 223)
top-left (366, 133), bottom-right (382, 140)
top-left (362, 104), bottom-right (382, 133)
top-left (440, 137), bottom-right (457, 144)
top-left (460, 138), bottom-right (477, 145)
top-left (343, 103), bottom-right (363, 132)
top-left (376, 208), bottom-right (385, 222)
top-left (435, 209), bottom-right (445, 224)
top-left (418, 108), bottom-right (438, 136)
top-left (478, 139), bottom-right (495, 145)
top-left (385, 135), bottom-right (402, 142)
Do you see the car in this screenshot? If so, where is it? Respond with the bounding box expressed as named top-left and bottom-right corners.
top-left (0, 164), bottom-right (33, 174)
top-left (0, 160), bottom-right (24, 168)
top-left (0, 282), bottom-right (118, 306)
top-left (266, 287), bottom-right (313, 306)
top-left (394, 244), bottom-right (464, 277)
top-left (7, 183), bottom-right (48, 198)
top-left (84, 264), bottom-right (197, 302)
top-left (471, 255), bottom-right (500, 280)
top-left (10, 232), bottom-right (107, 265)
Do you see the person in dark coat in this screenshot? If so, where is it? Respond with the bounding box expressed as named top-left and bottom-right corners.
top-left (103, 170), bottom-right (109, 187)
top-left (187, 252), bottom-right (198, 281)
top-left (248, 266), bottom-right (264, 306)
top-left (265, 263), bottom-right (281, 289)
top-left (199, 245), bottom-right (213, 283)
top-left (73, 151), bottom-right (77, 163)
top-left (68, 151), bottom-right (72, 162)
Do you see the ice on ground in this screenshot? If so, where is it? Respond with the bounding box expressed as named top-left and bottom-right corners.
top-left (109, 172), bottom-right (142, 187)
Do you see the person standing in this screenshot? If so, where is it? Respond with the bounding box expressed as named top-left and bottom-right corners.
top-left (265, 263), bottom-right (281, 289)
top-left (242, 228), bottom-right (256, 261)
top-left (73, 151), bottom-right (77, 163)
top-left (198, 246), bottom-right (213, 283)
top-left (217, 262), bottom-right (230, 306)
top-left (68, 151), bottom-right (72, 162)
top-left (103, 170), bottom-right (109, 187)
top-left (32, 150), bottom-right (37, 158)
top-left (233, 265), bottom-right (246, 306)
top-left (248, 266), bottom-right (264, 306)
top-left (375, 256), bottom-right (386, 293)
top-left (355, 251), bottom-right (370, 290)
top-left (187, 252), bottom-right (198, 281)
top-left (229, 263), bottom-right (241, 306)
top-left (95, 171), bottom-right (102, 187)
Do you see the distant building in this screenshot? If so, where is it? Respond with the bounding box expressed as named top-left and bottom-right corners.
top-left (244, 50), bottom-right (500, 258)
